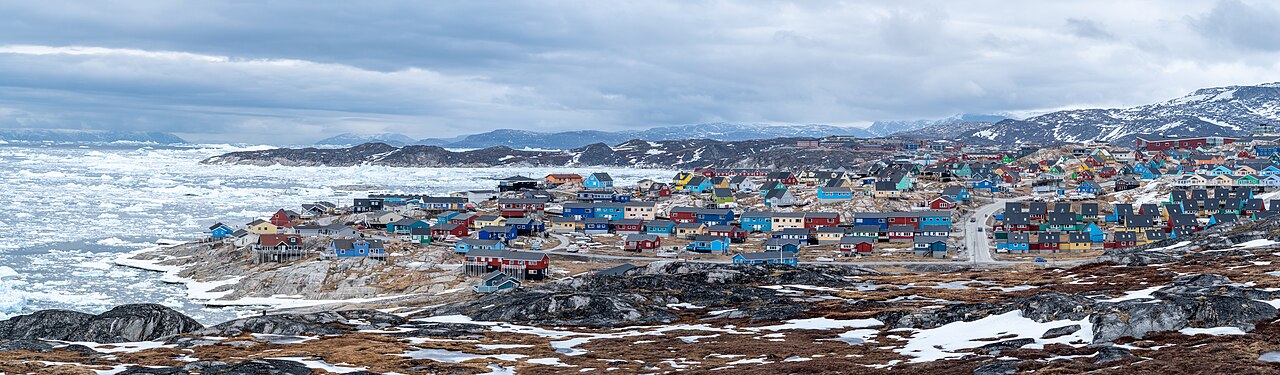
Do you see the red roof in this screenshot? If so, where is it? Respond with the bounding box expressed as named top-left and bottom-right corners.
top-left (259, 234), bottom-right (301, 247)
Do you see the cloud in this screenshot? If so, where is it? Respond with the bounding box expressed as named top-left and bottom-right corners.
top-left (1189, 0), bottom-right (1280, 51)
top-left (1065, 18), bottom-right (1114, 40)
top-left (0, 1), bottom-right (1276, 144)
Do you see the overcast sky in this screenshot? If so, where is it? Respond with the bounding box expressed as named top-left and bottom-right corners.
top-left (1, 1), bottom-right (1279, 144)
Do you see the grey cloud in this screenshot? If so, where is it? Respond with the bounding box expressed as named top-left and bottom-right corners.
top-left (1066, 18), bottom-right (1114, 40)
top-left (1189, 0), bottom-right (1280, 51)
top-left (0, 1), bottom-right (1275, 144)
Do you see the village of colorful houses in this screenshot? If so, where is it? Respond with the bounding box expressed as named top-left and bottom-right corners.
top-left (204, 134), bottom-right (1280, 292)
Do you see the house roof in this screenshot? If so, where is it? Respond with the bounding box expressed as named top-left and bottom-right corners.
top-left (736, 251), bottom-right (796, 261)
top-left (625, 234), bottom-right (659, 242)
top-left (332, 239), bottom-right (383, 250)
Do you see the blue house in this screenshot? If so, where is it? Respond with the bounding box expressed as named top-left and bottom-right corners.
top-left (454, 238), bottom-right (505, 254)
top-left (506, 218), bottom-right (544, 235)
top-left (740, 212), bottom-right (773, 232)
top-left (972, 179), bottom-right (999, 193)
top-left (611, 194), bottom-right (632, 203)
top-left (685, 176), bottom-right (714, 193)
top-left (562, 203), bottom-right (595, 219)
top-left (851, 213), bottom-right (889, 231)
top-left (941, 185), bottom-right (971, 202)
top-left (732, 251), bottom-right (798, 266)
top-left (913, 236), bottom-right (948, 258)
top-left (998, 233), bottom-right (1030, 253)
top-left (815, 186), bottom-right (854, 203)
top-left (329, 239), bottom-right (387, 258)
top-left (644, 220), bottom-right (675, 236)
top-left (435, 211), bottom-right (461, 225)
top-left (583, 218), bottom-right (610, 234)
top-left (473, 271), bottom-right (521, 293)
top-left (687, 235), bottom-right (731, 254)
top-left (764, 238), bottom-right (802, 253)
top-left (584, 173), bottom-right (615, 189)
top-left (209, 223), bottom-right (234, 239)
top-left (577, 190), bottom-right (615, 202)
top-left (1083, 222), bottom-right (1106, 242)
top-left (1262, 165), bottom-right (1280, 177)
top-left (388, 219), bottom-right (430, 234)
top-left (478, 225), bottom-right (518, 241)
top-left (592, 203), bottom-right (625, 220)
top-left (695, 209), bottom-right (735, 225)
top-left (1256, 145), bottom-right (1280, 157)
top-left (917, 211), bottom-right (953, 227)
top-left (1077, 181), bottom-right (1102, 195)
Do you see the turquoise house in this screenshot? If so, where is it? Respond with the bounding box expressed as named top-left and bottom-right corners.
top-left (740, 212), bottom-right (773, 232)
top-left (584, 173), bottom-right (614, 189)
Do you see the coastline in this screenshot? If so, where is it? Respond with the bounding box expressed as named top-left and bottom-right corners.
top-left (110, 239), bottom-right (469, 315)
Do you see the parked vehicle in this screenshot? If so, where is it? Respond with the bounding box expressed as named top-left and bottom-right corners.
top-left (1034, 257), bottom-right (1047, 263)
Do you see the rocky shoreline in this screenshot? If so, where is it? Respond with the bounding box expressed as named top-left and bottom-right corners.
top-left (110, 239), bottom-right (470, 316)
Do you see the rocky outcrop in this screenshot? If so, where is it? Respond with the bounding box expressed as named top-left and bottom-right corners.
top-left (1090, 274), bottom-right (1277, 343)
top-left (0, 304), bottom-right (202, 343)
top-left (118, 359), bottom-right (316, 375)
top-left (193, 309), bottom-right (406, 337)
top-left (428, 263), bottom-right (879, 327)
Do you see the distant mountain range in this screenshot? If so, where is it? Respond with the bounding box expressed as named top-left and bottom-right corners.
top-left (314, 116), bottom-right (1007, 149)
top-left (0, 129), bottom-right (186, 144)
top-left (205, 138), bottom-right (893, 170)
top-left (948, 83), bottom-right (1280, 145)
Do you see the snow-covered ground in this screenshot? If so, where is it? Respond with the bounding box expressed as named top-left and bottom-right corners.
top-left (0, 144), bottom-right (672, 323)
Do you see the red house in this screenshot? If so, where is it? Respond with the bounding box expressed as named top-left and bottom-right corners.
top-left (706, 225), bottom-right (748, 243)
top-left (887, 215), bottom-right (921, 230)
top-left (498, 198), bottom-right (546, 218)
top-left (669, 207), bottom-right (698, 223)
top-left (1135, 135), bottom-right (1238, 151)
top-left (1075, 170), bottom-right (1095, 181)
top-left (887, 225), bottom-right (916, 241)
top-left (449, 213), bottom-right (478, 228)
top-left (269, 209), bottom-right (295, 228)
top-left (928, 196), bottom-right (958, 210)
top-left (804, 212), bottom-right (841, 230)
top-left (766, 171), bottom-right (798, 185)
top-left (464, 249), bottom-right (550, 280)
top-left (431, 222), bottom-right (468, 238)
top-left (624, 234), bottom-right (661, 251)
top-left (839, 237), bottom-right (874, 255)
top-left (611, 219), bottom-right (644, 234)
top-left (1104, 232), bottom-right (1139, 249)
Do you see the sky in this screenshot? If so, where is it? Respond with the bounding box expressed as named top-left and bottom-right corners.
top-left (1, 1), bottom-right (1279, 144)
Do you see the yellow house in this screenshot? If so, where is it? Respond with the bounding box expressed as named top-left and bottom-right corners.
top-left (550, 218), bottom-right (581, 232)
top-left (711, 176), bottom-right (730, 189)
top-left (1076, 163), bottom-right (1093, 173)
top-left (675, 223), bottom-right (707, 238)
top-left (814, 227), bottom-right (845, 243)
top-left (471, 215), bottom-right (507, 230)
top-left (1062, 233), bottom-right (1091, 252)
top-left (247, 219), bottom-right (278, 235)
top-left (770, 213), bottom-right (806, 231)
top-left (1211, 174), bottom-right (1235, 186)
top-left (672, 172), bottom-right (695, 190)
top-left (624, 202), bottom-right (657, 220)
top-left (873, 189), bottom-right (903, 199)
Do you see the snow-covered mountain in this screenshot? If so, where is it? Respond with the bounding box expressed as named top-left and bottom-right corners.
top-left (416, 123), bottom-right (872, 150)
top-left (865, 114), bottom-right (1010, 137)
top-left (0, 128), bottom-right (186, 144)
top-left (315, 132), bottom-right (419, 147)
top-left (956, 83), bottom-right (1280, 145)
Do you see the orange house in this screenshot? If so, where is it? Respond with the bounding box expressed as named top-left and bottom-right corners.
top-left (546, 174), bottom-right (584, 184)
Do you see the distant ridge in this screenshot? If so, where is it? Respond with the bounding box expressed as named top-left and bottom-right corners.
top-left (0, 128), bottom-right (186, 144)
